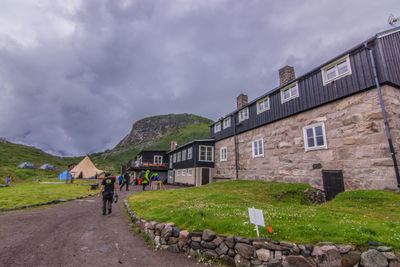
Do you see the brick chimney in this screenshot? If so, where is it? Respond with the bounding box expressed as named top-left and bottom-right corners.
top-left (170, 141), bottom-right (177, 151)
top-left (279, 65), bottom-right (296, 86)
top-left (236, 93), bottom-right (248, 110)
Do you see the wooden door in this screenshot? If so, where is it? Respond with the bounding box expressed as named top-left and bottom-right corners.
top-left (201, 168), bottom-right (210, 185)
top-left (322, 170), bottom-right (345, 201)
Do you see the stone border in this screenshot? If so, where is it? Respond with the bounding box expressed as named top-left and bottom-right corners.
top-left (0, 193), bottom-right (97, 212)
top-left (124, 200), bottom-right (399, 267)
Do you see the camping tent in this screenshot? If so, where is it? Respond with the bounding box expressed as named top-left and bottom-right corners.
top-left (40, 164), bottom-right (56, 171)
top-left (18, 162), bottom-right (35, 169)
top-left (58, 170), bottom-right (72, 181)
top-left (70, 156), bottom-right (104, 179)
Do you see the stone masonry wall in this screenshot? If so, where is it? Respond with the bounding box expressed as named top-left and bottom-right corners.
top-left (125, 200), bottom-right (400, 267)
top-left (214, 85), bottom-right (400, 190)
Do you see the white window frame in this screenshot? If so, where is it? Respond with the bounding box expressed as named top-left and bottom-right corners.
top-left (187, 147), bottom-right (193, 159)
top-left (176, 170), bottom-right (181, 176)
top-left (214, 122), bottom-right (222, 133)
top-left (281, 82), bottom-right (299, 103)
top-left (321, 55), bottom-right (352, 85)
top-left (223, 117), bottom-right (231, 129)
top-left (182, 169), bottom-right (187, 176)
top-left (252, 139), bottom-right (264, 158)
top-left (199, 145), bottom-right (214, 162)
top-left (173, 153), bottom-right (177, 163)
top-left (257, 97), bottom-right (270, 114)
top-left (153, 155), bottom-right (163, 164)
top-left (182, 149), bottom-right (187, 161)
top-left (238, 107), bottom-right (249, 123)
top-left (177, 151), bottom-right (181, 162)
top-left (169, 156), bottom-right (172, 168)
top-left (187, 169), bottom-right (193, 176)
top-left (220, 147), bottom-right (228, 161)
top-left (303, 122), bottom-right (328, 151)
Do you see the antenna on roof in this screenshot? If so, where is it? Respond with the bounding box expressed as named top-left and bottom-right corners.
top-left (388, 14), bottom-right (400, 26)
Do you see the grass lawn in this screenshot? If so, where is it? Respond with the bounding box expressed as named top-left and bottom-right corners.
top-left (128, 180), bottom-right (400, 250)
top-left (0, 180), bottom-right (98, 211)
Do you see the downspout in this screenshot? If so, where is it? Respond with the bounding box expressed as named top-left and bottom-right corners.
top-left (233, 114), bottom-right (239, 180)
top-left (365, 42), bottom-right (400, 188)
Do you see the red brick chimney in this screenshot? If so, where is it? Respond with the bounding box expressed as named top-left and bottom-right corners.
top-left (237, 93), bottom-right (248, 110)
top-left (170, 141), bottom-right (177, 151)
top-left (279, 65), bottom-right (296, 86)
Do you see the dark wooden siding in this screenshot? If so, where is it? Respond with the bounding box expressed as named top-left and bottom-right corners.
top-left (377, 31), bottom-right (400, 87)
top-left (140, 151), bottom-right (167, 163)
top-left (169, 141), bottom-right (215, 169)
top-left (211, 38), bottom-right (389, 140)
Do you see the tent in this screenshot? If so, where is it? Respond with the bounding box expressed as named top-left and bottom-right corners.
top-left (58, 170), bottom-right (72, 181)
top-left (40, 164), bottom-right (56, 171)
top-left (70, 156), bottom-right (104, 179)
top-left (18, 162), bottom-right (35, 169)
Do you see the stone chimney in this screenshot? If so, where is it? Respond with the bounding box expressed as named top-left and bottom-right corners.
top-left (236, 93), bottom-right (248, 110)
top-left (170, 141), bottom-right (177, 151)
top-left (279, 65), bottom-right (296, 86)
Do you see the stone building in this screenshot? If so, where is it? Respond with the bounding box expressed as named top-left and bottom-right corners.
top-left (210, 27), bottom-right (400, 194)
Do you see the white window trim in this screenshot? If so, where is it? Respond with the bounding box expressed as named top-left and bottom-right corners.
top-left (214, 122), bottom-right (222, 133)
top-left (303, 122), bottom-right (328, 152)
top-left (177, 151), bottom-right (181, 162)
top-left (252, 139), bottom-right (264, 158)
top-left (176, 170), bottom-right (181, 176)
top-left (199, 145), bottom-right (214, 162)
top-left (153, 155), bottom-right (163, 164)
top-left (220, 147), bottom-right (228, 161)
top-left (281, 82), bottom-right (299, 103)
top-left (321, 55), bottom-right (352, 85)
top-left (187, 169), bottom-right (193, 176)
top-left (257, 97), bottom-right (270, 114)
top-left (238, 107), bottom-right (249, 123)
top-left (182, 169), bottom-right (187, 176)
top-left (187, 147), bottom-right (193, 159)
top-left (173, 153), bottom-right (177, 163)
top-left (182, 149), bottom-right (187, 161)
top-left (223, 117), bottom-right (231, 129)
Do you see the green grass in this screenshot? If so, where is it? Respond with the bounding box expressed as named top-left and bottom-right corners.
top-left (0, 180), bottom-right (97, 210)
top-left (128, 180), bottom-right (400, 250)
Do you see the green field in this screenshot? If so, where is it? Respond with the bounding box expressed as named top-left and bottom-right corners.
top-left (0, 181), bottom-right (97, 211)
top-left (128, 180), bottom-right (400, 250)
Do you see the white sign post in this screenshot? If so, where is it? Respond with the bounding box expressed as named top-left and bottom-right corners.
top-left (248, 207), bottom-right (265, 237)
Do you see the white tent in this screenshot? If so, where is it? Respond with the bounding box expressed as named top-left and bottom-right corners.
top-left (70, 156), bottom-right (104, 179)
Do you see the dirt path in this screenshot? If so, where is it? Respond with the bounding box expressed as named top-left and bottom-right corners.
top-left (0, 185), bottom-right (204, 267)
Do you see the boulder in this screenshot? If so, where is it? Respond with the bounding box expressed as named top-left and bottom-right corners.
top-left (190, 241), bottom-right (201, 250)
top-left (360, 249), bottom-right (389, 267)
top-left (204, 249), bottom-right (218, 259)
top-left (235, 243), bottom-right (255, 259)
top-left (341, 251), bottom-right (361, 267)
top-left (282, 255), bottom-right (317, 267)
top-left (312, 246), bottom-right (341, 267)
top-left (161, 225), bottom-right (172, 239)
top-left (235, 237), bottom-right (251, 244)
top-left (228, 248), bottom-right (236, 257)
top-left (212, 237), bottom-right (224, 246)
top-left (202, 229), bottom-right (216, 241)
top-left (225, 236), bottom-right (236, 248)
top-left (172, 227), bottom-right (180, 237)
top-left (256, 248), bottom-right (270, 261)
top-left (234, 254), bottom-right (251, 267)
top-left (216, 242), bottom-right (229, 256)
top-left (201, 240), bottom-right (216, 249)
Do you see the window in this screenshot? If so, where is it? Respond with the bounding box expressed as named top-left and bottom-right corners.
top-left (281, 82), bottom-right (299, 103)
top-left (220, 147), bottom-right (227, 161)
top-left (169, 156), bottom-right (172, 168)
top-left (187, 169), bottom-right (193, 176)
top-left (238, 107), bottom-right (249, 122)
top-left (321, 55), bottom-right (352, 85)
top-left (154, 155), bottom-right (163, 164)
top-left (257, 97), bottom-right (270, 114)
top-left (182, 149), bottom-right (187, 161)
top-left (187, 147), bottom-right (193, 159)
top-left (177, 151), bottom-right (181, 162)
top-left (176, 170), bottom-right (181, 176)
top-left (173, 153), bottom-right (177, 163)
top-left (252, 139), bottom-right (264, 158)
top-left (214, 122), bottom-right (221, 133)
top-left (303, 122), bottom-right (328, 151)
top-left (223, 117), bottom-right (231, 129)
top-left (199, 145), bottom-right (214, 162)
top-left (182, 169), bottom-right (187, 176)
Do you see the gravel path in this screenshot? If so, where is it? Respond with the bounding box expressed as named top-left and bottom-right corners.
top-left (0, 185), bottom-right (204, 267)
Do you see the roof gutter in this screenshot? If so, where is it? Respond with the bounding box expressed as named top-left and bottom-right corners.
top-left (364, 41), bottom-right (400, 188)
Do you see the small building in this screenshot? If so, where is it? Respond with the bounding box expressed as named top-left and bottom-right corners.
top-left (167, 140), bottom-right (215, 186)
top-left (128, 150), bottom-right (169, 181)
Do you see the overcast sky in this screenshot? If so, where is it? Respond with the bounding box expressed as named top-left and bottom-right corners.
top-left (0, 0), bottom-right (398, 156)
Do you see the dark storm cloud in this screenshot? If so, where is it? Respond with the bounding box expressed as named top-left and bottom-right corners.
top-left (0, 0), bottom-right (398, 155)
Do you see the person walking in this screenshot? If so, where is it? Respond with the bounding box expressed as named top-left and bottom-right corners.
top-left (5, 176), bottom-right (11, 186)
top-left (120, 172), bottom-right (130, 191)
top-left (142, 170), bottom-right (150, 191)
top-left (118, 174), bottom-right (123, 186)
top-left (99, 174), bottom-right (118, 216)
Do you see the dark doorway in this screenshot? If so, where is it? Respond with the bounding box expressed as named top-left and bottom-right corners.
top-left (322, 170), bottom-right (345, 201)
top-left (201, 168), bottom-right (210, 185)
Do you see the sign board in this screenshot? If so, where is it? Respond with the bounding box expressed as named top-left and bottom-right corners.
top-left (248, 207), bottom-right (265, 237)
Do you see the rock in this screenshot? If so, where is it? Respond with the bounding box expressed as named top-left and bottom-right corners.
top-left (338, 245), bottom-right (354, 254)
top-left (267, 259), bottom-right (282, 267)
top-left (201, 240), bottom-right (216, 249)
top-left (148, 221), bottom-right (157, 230)
top-left (382, 252), bottom-right (397, 261)
top-left (202, 229), bottom-right (216, 241)
top-left (256, 248), bottom-right (270, 261)
top-left (167, 237), bottom-right (178, 245)
top-left (179, 230), bottom-right (189, 239)
top-left (368, 241), bottom-right (382, 247)
top-left (390, 261), bottom-right (400, 267)
top-left (161, 225), bottom-right (172, 239)
top-left (204, 249), bottom-right (218, 259)
top-left (167, 244), bottom-right (180, 253)
top-left (253, 241), bottom-right (284, 251)
top-left (361, 249), bottom-right (389, 267)
top-left (228, 248), bottom-right (236, 257)
top-left (312, 246), bottom-right (341, 267)
top-left (190, 241), bottom-right (201, 250)
top-left (280, 241), bottom-right (295, 248)
top-left (189, 248), bottom-right (199, 257)
top-left (315, 242), bottom-right (335, 247)
top-left (172, 227), bottom-right (180, 237)
top-left (235, 243), bottom-right (255, 259)
top-left (290, 245), bottom-right (300, 255)
top-left (341, 251), bottom-right (361, 267)
top-left (155, 223), bottom-right (165, 234)
top-left (235, 237), bottom-right (251, 244)
top-left (225, 236), bottom-right (236, 248)
top-left (147, 230), bottom-right (155, 240)
top-left (212, 237), bottom-right (224, 246)
top-left (234, 254), bottom-right (251, 267)
top-left (191, 236), bottom-right (201, 242)
top-left (154, 236), bottom-right (161, 246)
top-left (282, 255), bottom-right (317, 267)
top-left (251, 259), bottom-right (262, 266)
top-left (160, 238), bottom-right (166, 245)
top-left (274, 250), bottom-right (282, 260)
top-left (216, 242), bottom-right (229, 256)
top-left (220, 255), bottom-right (235, 266)
top-left (304, 188), bottom-right (327, 204)
top-left (311, 245), bottom-right (337, 257)
top-left (377, 246), bottom-right (393, 252)
top-left (189, 231), bottom-right (202, 238)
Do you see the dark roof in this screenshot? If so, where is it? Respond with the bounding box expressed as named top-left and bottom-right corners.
top-left (167, 139), bottom-right (215, 154)
top-left (137, 150), bottom-right (168, 155)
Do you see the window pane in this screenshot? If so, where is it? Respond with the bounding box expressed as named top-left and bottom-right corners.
top-left (306, 128), bottom-right (314, 138)
top-left (326, 67), bottom-right (336, 80)
top-left (307, 137), bottom-right (315, 147)
top-left (253, 142), bottom-right (258, 155)
top-left (290, 86), bottom-right (298, 97)
top-left (284, 89), bottom-right (290, 99)
top-left (258, 140), bottom-right (263, 155)
top-left (315, 126), bottom-right (323, 136)
top-left (316, 136), bottom-right (325, 146)
top-left (337, 61), bottom-right (348, 75)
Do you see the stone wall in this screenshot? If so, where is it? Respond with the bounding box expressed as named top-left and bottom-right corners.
top-left (124, 200), bottom-right (400, 267)
top-left (214, 85), bottom-right (400, 190)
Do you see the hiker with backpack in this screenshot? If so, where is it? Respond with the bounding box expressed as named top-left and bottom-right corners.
top-left (99, 174), bottom-right (118, 216)
top-left (120, 172), bottom-right (130, 191)
top-left (142, 170), bottom-right (150, 191)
